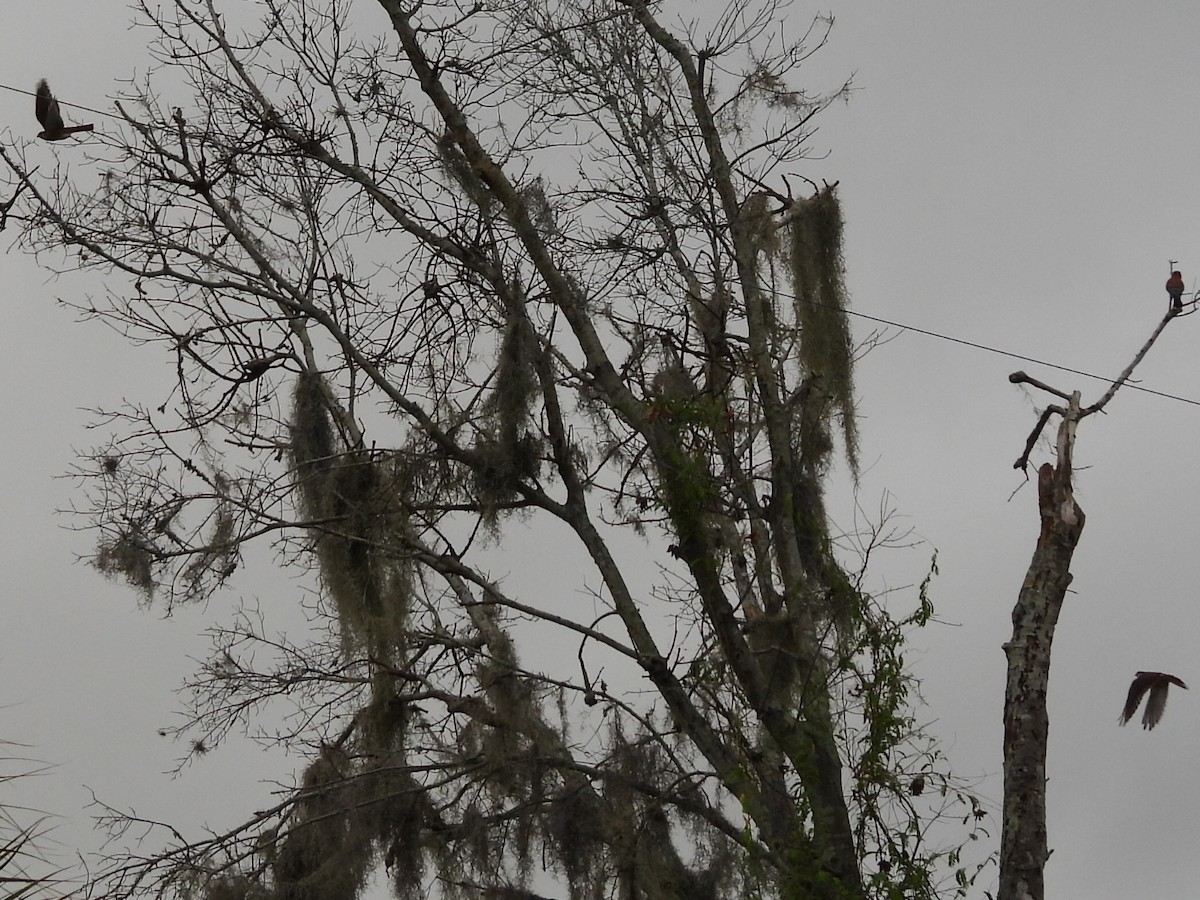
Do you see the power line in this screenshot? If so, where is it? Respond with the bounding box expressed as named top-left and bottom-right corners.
top-left (786, 292), bottom-right (1200, 408)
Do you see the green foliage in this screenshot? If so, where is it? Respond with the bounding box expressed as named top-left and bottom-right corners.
top-left (844, 555), bottom-right (992, 899)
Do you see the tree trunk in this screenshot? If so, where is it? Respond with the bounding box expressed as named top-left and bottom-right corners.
top-left (999, 396), bottom-right (1084, 900)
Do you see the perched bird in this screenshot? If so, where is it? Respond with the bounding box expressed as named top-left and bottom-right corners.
top-left (240, 357), bottom-right (274, 382)
top-left (34, 80), bottom-right (94, 141)
top-left (1119, 671), bottom-right (1188, 730)
top-left (1166, 270), bottom-right (1185, 311)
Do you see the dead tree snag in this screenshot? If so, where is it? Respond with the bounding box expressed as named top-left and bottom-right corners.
top-left (999, 306), bottom-right (1178, 900)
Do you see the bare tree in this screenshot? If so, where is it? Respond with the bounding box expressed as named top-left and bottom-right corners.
top-left (2, 1), bottom-right (985, 898)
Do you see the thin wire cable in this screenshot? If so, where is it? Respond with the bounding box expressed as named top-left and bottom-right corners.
top-left (782, 290), bottom-right (1200, 407)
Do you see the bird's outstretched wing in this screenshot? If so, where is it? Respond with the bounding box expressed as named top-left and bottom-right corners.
top-left (35, 80), bottom-right (64, 134)
top-left (1119, 671), bottom-right (1188, 730)
top-left (34, 79), bottom-right (93, 141)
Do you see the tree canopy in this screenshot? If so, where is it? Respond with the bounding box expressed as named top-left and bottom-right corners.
top-left (1, 1), bottom-right (987, 898)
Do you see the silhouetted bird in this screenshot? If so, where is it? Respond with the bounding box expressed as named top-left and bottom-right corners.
top-left (35, 80), bottom-right (94, 141)
top-left (1119, 671), bottom-right (1187, 730)
top-left (1166, 271), bottom-right (1185, 311)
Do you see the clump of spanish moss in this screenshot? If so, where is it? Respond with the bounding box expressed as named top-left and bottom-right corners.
top-left (651, 336), bottom-right (700, 404)
top-left (436, 131), bottom-right (497, 214)
top-left (289, 369), bottom-right (336, 480)
top-left (739, 190), bottom-right (782, 259)
top-left (718, 64), bottom-right (825, 141)
top-left (784, 376), bottom-right (867, 646)
top-left (181, 498), bottom-right (239, 601)
top-left (471, 312), bottom-right (543, 521)
top-left (785, 185), bottom-right (859, 478)
top-left (289, 370), bottom-right (412, 657)
top-left (373, 773), bottom-right (431, 900)
top-left (338, 673), bottom-right (434, 900)
top-left (269, 750), bottom-right (374, 900)
top-left (470, 432), bottom-right (543, 520)
top-left (519, 176), bottom-right (558, 237)
top-left (598, 720), bottom-right (732, 899)
top-left (546, 785), bottom-right (606, 889)
top-left (457, 653), bottom-right (543, 807)
top-left (199, 874), bottom-right (269, 900)
top-left (488, 313), bottom-right (539, 445)
top-left (94, 530), bottom-right (157, 598)
top-left (357, 674), bottom-right (411, 752)
top-left (790, 375), bottom-right (835, 565)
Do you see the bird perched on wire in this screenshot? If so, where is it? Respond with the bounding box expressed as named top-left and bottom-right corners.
top-left (1119, 671), bottom-right (1188, 730)
top-left (1166, 270), bottom-right (1185, 312)
top-left (34, 80), bottom-right (94, 141)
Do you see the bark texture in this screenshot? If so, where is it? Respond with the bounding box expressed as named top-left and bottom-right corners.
top-left (999, 447), bottom-right (1083, 900)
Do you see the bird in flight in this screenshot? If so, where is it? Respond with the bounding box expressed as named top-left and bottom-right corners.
top-left (35, 80), bottom-right (93, 141)
top-left (1119, 671), bottom-right (1188, 730)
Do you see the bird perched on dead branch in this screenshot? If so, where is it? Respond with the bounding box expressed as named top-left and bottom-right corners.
top-left (35, 80), bottom-right (94, 141)
top-left (1119, 671), bottom-right (1187, 730)
top-left (1166, 271), bottom-right (1185, 311)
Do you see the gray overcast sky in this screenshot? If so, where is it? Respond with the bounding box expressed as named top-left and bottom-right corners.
top-left (4, 2), bottom-right (1200, 898)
